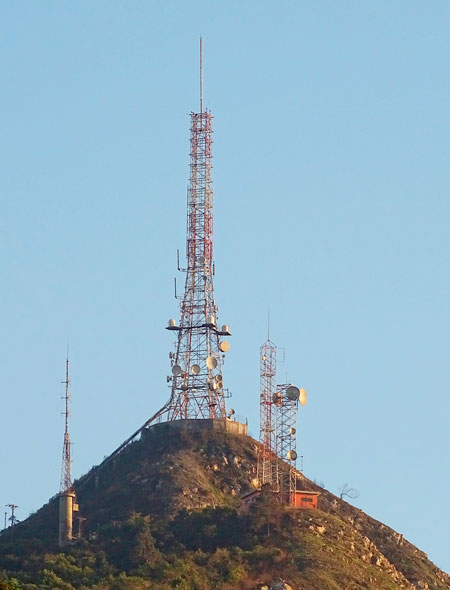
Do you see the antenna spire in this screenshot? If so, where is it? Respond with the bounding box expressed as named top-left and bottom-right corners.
top-left (200, 36), bottom-right (203, 115)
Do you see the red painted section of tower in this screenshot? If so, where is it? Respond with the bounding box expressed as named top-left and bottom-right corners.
top-left (165, 87), bottom-right (231, 420)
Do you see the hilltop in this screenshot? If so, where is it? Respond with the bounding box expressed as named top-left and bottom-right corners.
top-left (0, 425), bottom-right (449, 590)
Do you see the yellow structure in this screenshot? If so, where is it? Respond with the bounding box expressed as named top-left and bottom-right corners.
top-left (58, 490), bottom-right (76, 546)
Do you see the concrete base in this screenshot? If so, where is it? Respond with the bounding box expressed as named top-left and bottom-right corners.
top-left (147, 418), bottom-right (248, 436)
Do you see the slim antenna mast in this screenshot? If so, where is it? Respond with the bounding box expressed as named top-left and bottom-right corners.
top-left (200, 36), bottom-right (203, 116)
top-left (64, 354), bottom-right (69, 436)
top-left (60, 354), bottom-right (72, 493)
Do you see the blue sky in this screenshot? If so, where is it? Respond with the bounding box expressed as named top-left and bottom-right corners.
top-left (1, 0), bottom-right (449, 573)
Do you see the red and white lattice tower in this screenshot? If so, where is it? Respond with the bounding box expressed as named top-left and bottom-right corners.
top-left (257, 339), bottom-right (278, 487)
top-left (165, 39), bottom-right (231, 420)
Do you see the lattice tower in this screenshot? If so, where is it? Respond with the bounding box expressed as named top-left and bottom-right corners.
top-left (165, 42), bottom-right (231, 420)
top-left (276, 384), bottom-right (299, 505)
top-left (60, 357), bottom-right (73, 493)
top-left (257, 339), bottom-right (278, 486)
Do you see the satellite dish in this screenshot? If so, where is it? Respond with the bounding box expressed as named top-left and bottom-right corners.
top-left (198, 256), bottom-right (206, 265)
top-left (286, 385), bottom-right (300, 401)
top-left (219, 341), bottom-right (230, 352)
top-left (172, 364), bottom-right (182, 376)
top-left (181, 384), bottom-right (189, 391)
top-left (287, 450), bottom-right (298, 461)
top-left (191, 364), bottom-right (201, 375)
top-left (228, 408), bottom-right (235, 415)
top-left (272, 392), bottom-right (282, 406)
top-left (299, 388), bottom-right (307, 406)
top-left (289, 427), bottom-right (296, 436)
top-left (206, 356), bottom-right (218, 369)
top-left (168, 318), bottom-right (176, 327)
top-left (215, 374), bottom-right (223, 382)
top-left (208, 381), bottom-right (218, 390)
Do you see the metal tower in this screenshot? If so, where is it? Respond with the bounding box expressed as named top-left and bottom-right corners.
top-left (165, 38), bottom-right (231, 420)
top-left (59, 355), bottom-right (79, 546)
top-left (275, 383), bottom-right (307, 504)
top-left (276, 384), bottom-right (300, 504)
top-left (257, 339), bottom-right (278, 487)
top-left (60, 356), bottom-right (72, 493)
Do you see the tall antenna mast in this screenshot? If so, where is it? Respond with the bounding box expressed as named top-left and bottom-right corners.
top-left (60, 354), bottom-right (72, 493)
top-left (165, 40), bottom-right (231, 420)
top-left (200, 36), bottom-right (203, 116)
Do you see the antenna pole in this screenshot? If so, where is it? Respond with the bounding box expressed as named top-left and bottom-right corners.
top-left (64, 356), bottom-right (69, 437)
top-left (60, 354), bottom-right (73, 493)
top-left (200, 36), bottom-right (203, 116)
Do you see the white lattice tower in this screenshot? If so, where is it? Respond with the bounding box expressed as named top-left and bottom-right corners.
top-left (276, 384), bottom-right (299, 504)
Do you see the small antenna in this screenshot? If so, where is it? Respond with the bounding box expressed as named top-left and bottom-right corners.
top-left (200, 36), bottom-right (203, 116)
top-left (267, 308), bottom-right (270, 340)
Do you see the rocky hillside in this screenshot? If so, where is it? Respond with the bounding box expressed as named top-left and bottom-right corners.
top-left (0, 424), bottom-right (448, 590)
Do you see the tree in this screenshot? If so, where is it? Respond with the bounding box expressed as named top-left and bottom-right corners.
top-left (338, 483), bottom-right (359, 501)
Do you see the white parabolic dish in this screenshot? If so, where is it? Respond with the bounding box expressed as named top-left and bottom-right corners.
top-left (206, 356), bottom-right (218, 369)
top-left (299, 388), bottom-right (307, 406)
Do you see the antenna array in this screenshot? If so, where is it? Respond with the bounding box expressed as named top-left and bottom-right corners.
top-left (164, 39), bottom-right (231, 420)
top-left (257, 337), bottom-right (307, 504)
top-left (60, 356), bottom-right (73, 493)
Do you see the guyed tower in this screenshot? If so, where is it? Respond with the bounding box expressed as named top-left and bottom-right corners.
top-left (165, 38), bottom-right (232, 421)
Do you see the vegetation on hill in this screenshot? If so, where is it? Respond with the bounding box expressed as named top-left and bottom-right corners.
top-left (0, 426), bottom-right (448, 590)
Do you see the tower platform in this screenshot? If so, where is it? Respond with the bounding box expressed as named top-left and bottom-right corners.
top-left (147, 418), bottom-right (248, 436)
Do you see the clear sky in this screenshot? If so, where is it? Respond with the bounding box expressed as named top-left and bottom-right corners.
top-left (1, 0), bottom-right (449, 574)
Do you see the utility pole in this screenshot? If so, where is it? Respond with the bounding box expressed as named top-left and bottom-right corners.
top-left (6, 504), bottom-right (18, 541)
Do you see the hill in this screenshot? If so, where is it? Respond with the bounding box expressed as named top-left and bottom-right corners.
top-left (0, 424), bottom-right (449, 590)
